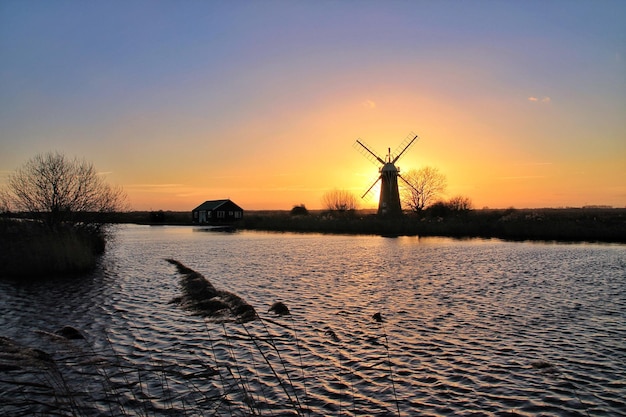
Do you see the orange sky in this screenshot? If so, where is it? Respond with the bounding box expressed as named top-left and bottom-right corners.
top-left (1, 2), bottom-right (625, 211)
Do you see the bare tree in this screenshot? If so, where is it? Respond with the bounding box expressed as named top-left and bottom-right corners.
top-left (0, 189), bottom-right (9, 214)
top-left (447, 195), bottom-right (473, 212)
top-left (402, 166), bottom-right (447, 212)
top-left (322, 189), bottom-right (359, 212)
top-left (4, 152), bottom-right (127, 227)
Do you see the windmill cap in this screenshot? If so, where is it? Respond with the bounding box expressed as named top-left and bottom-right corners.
top-left (381, 162), bottom-right (398, 172)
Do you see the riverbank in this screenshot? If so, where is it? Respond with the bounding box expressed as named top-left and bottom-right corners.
top-left (110, 208), bottom-right (626, 243)
top-left (246, 208), bottom-right (626, 243)
top-left (0, 219), bottom-right (106, 278)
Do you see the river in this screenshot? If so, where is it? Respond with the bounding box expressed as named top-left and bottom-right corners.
top-left (1, 225), bottom-right (625, 416)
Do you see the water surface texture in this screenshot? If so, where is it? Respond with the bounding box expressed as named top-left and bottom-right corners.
top-left (1, 225), bottom-right (625, 416)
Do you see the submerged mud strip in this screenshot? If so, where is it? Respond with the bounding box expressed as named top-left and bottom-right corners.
top-left (0, 336), bottom-right (54, 372)
top-left (166, 258), bottom-right (257, 323)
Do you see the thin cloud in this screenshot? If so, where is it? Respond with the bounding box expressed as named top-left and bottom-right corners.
top-left (528, 96), bottom-right (551, 103)
top-left (175, 191), bottom-right (205, 198)
top-left (362, 100), bottom-right (376, 109)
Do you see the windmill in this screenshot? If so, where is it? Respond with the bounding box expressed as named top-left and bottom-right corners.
top-left (354, 132), bottom-right (419, 216)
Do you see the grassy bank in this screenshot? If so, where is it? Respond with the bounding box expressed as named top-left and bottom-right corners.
top-left (0, 219), bottom-right (106, 278)
top-left (238, 208), bottom-right (626, 243)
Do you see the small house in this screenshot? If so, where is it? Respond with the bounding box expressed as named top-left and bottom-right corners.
top-left (192, 199), bottom-right (244, 224)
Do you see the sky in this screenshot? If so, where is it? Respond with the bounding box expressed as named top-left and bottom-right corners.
top-left (1, 0), bottom-right (625, 211)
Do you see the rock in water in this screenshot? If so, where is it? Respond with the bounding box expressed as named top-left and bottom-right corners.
top-left (55, 326), bottom-right (85, 340)
top-left (372, 312), bottom-right (383, 322)
top-left (268, 301), bottom-right (290, 315)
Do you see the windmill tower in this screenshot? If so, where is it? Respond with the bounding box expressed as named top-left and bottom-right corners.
top-left (354, 132), bottom-right (419, 216)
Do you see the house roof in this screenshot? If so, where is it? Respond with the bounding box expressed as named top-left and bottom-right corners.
top-left (192, 199), bottom-right (243, 212)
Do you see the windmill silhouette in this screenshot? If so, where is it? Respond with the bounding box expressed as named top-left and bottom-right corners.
top-left (354, 132), bottom-right (419, 216)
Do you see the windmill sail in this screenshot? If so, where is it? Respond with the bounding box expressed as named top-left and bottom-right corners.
top-left (391, 132), bottom-right (419, 163)
top-left (361, 176), bottom-right (381, 199)
top-left (353, 140), bottom-right (386, 165)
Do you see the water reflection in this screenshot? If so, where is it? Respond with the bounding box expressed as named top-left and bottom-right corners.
top-left (1, 225), bottom-right (624, 416)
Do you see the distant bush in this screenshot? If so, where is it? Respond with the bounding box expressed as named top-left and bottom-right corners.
top-left (149, 210), bottom-right (166, 223)
top-left (425, 196), bottom-right (472, 217)
top-left (290, 204), bottom-right (309, 216)
top-left (426, 201), bottom-right (451, 217)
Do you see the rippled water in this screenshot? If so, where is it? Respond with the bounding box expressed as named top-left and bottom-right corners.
top-left (1, 225), bottom-right (625, 416)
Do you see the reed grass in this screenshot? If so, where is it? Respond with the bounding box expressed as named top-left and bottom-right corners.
top-left (0, 218), bottom-right (106, 278)
top-left (7, 308), bottom-right (592, 416)
top-left (242, 320), bottom-right (305, 416)
top-left (378, 321), bottom-right (401, 417)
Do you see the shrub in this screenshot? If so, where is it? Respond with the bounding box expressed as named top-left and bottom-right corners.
top-left (290, 204), bottom-right (309, 216)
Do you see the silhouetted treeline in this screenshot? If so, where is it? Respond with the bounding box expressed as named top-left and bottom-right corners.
top-left (108, 211), bottom-right (193, 224)
top-left (99, 208), bottom-right (626, 242)
top-left (237, 208), bottom-right (626, 243)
